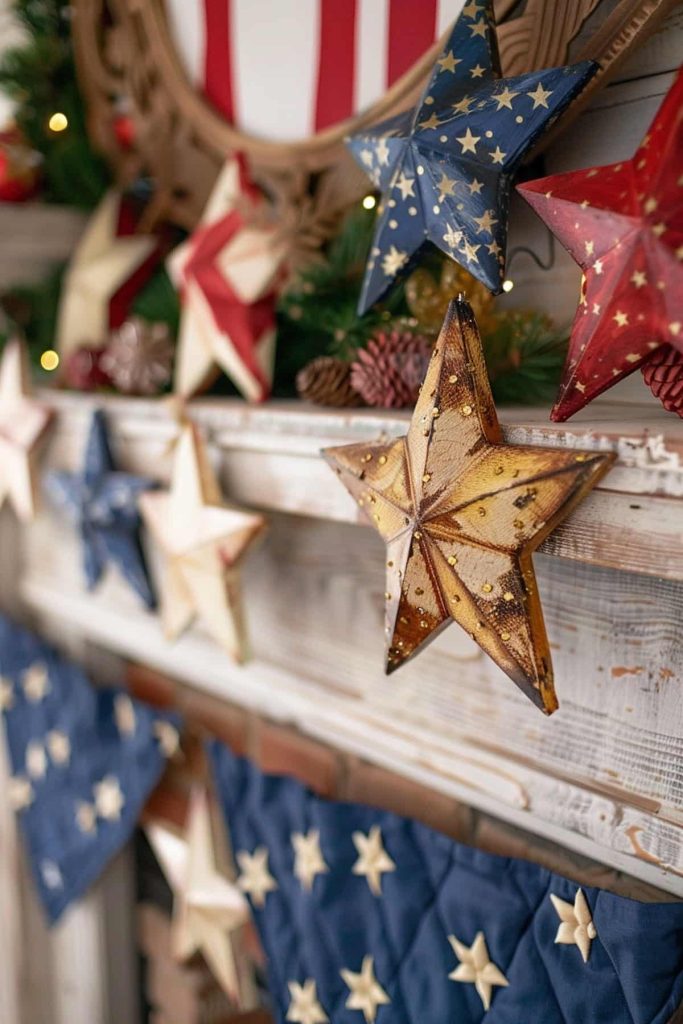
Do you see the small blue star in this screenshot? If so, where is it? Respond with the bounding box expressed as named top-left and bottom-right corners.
top-left (347, 0), bottom-right (597, 311)
top-left (46, 409), bottom-right (157, 608)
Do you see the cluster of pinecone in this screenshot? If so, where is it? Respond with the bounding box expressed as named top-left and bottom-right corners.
top-left (296, 329), bottom-right (432, 409)
top-left (641, 344), bottom-right (683, 417)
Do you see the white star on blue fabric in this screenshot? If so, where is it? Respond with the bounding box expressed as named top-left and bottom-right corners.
top-left (347, 0), bottom-right (597, 309)
top-left (46, 409), bottom-right (156, 608)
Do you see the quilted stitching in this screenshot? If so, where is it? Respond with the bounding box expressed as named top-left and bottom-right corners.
top-left (209, 743), bottom-right (683, 1024)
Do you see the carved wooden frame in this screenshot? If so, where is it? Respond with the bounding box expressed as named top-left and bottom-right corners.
top-left (71, 0), bottom-right (676, 241)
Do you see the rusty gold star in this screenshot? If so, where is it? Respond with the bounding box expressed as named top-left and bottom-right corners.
top-left (324, 299), bottom-right (615, 713)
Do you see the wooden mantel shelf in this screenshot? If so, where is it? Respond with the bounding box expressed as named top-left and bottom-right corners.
top-left (41, 390), bottom-right (683, 580)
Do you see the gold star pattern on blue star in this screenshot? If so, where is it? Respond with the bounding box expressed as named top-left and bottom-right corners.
top-left (347, 0), bottom-right (597, 311)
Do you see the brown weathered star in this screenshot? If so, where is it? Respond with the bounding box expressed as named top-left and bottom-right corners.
top-left (323, 299), bottom-right (614, 713)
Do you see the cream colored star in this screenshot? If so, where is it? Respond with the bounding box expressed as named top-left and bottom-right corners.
top-left (75, 801), bottom-right (97, 835)
top-left (468, 178), bottom-right (484, 194)
top-left (376, 139), bottom-right (390, 166)
top-left (22, 663), bottom-right (49, 703)
top-left (381, 245), bottom-right (409, 278)
top-left (341, 956), bottom-right (390, 1024)
top-left (237, 847), bottom-right (278, 908)
top-left (292, 829), bottom-right (329, 891)
top-left (443, 226), bottom-right (463, 250)
top-left (670, 321), bottom-right (681, 337)
top-left (25, 741), bottom-right (47, 780)
top-left (94, 775), bottom-right (125, 821)
top-left (0, 339), bottom-right (52, 522)
top-left (0, 676), bottom-right (14, 712)
top-left (470, 64), bottom-right (486, 78)
top-left (9, 775), bottom-right (34, 811)
top-left (114, 693), bottom-right (137, 737)
top-left (456, 127), bottom-right (480, 154)
top-left (527, 83), bottom-right (553, 109)
top-left (437, 172), bottom-right (457, 201)
top-left (643, 196), bottom-right (658, 213)
top-left (452, 95), bottom-right (475, 115)
top-left (462, 0), bottom-right (480, 15)
top-left (487, 239), bottom-right (502, 256)
top-left (490, 146), bottom-right (506, 165)
top-left (394, 172), bottom-right (415, 200)
top-left (287, 980), bottom-right (329, 1024)
top-left (473, 210), bottom-right (498, 234)
top-left (352, 826), bottom-right (396, 896)
top-left (584, 240), bottom-right (594, 257)
top-left (419, 113), bottom-right (441, 131)
top-left (631, 270), bottom-right (647, 288)
top-left (613, 310), bottom-right (629, 327)
top-left (46, 730), bottom-right (71, 766)
top-left (147, 788), bottom-right (250, 1002)
top-left (462, 240), bottom-right (481, 263)
top-left (448, 932), bottom-right (509, 1010)
top-left (57, 190), bottom-right (157, 357)
top-left (154, 719), bottom-right (181, 757)
top-left (437, 50), bottom-right (461, 73)
top-left (493, 87), bottom-right (519, 110)
top-left (593, 259), bottom-right (603, 275)
top-left (469, 19), bottom-right (487, 37)
top-left (652, 221), bottom-right (666, 237)
top-left (360, 149), bottom-right (374, 168)
top-left (550, 889), bottom-right (597, 963)
top-left (140, 424), bottom-right (266, 662)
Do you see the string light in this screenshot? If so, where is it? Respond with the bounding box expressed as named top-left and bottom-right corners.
top-left (40, 349), bottom-right (60, 371)
top-left (362, 194), bottom-right (377, 210)
top-left (502, 279), bottom-right (514, 293)
top-left (48, 112), bottom-right (68, 133)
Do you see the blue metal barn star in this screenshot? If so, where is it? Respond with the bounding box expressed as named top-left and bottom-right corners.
top-left (46, 409), bottom-right (157, 608)
top-left (347, 0), bottom-right (598, 311)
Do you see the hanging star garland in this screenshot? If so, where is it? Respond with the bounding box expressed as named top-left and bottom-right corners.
top-left (347, 0), bottom-right (597, 312)
top-left (517, 67), bottom-right (683, 420)
top-left (146, 787), bottom-right (253, 1005)
top-left (169, 157), bottom-right (288, 402)
top-left (46, 409), bottom-right (157, 608)
top-left (0, 337), bottom-right (53, 521)
top-left (324, 298), bottom-right (614, 713)
top-left (56, 190), bottom-right (163, 358)
top-left (139, 421), bottom-right (266, 660)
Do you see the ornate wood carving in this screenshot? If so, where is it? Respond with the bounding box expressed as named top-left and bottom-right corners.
top-left (70, 0), bottom-right (677, 244)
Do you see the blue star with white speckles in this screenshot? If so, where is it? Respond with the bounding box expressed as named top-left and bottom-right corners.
top-left (46, 409), bottom-right (156, 608)
top-left (347, 0), bottom-right (598, 311)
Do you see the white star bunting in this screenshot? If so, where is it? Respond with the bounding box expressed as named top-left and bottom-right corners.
top-left (550, 888), bottom-right (597, 962)
top-left (352, 826), bottom-right (396, 896)
top-left (22, 663), bottom-right (49, 702)
top-left (94, 775), bottom-right (125, 821)
top-left (286, 979), bottom-right (329, 1024)
top-left (236, 846), bottom-right (278, 908)
top-left (341, 956), bottom-right (390, 1023)
top-left (292, 829), bottom-right (329, 891)
top-left (448, 931), bottom-right (509, 1010)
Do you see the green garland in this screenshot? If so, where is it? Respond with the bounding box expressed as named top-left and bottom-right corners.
top-left (0, 0), bottom-right (109, 208)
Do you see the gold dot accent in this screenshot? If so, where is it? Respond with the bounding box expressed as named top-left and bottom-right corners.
top-left (420, 619), bottom-right (428, 629)
top-left (447, 555), bottom-right (458, 566)
top-left (450, 594), bottom-right (460, 604)
top-left (422, 473), bottom-right (432, 483)
top-left (574, 453), bottom-right (588, 462)
top-left (482, 583), bottom-right (493, 593)
top-left (387, 560), bottom-right (393, 568)
top-left (477, 507), bottom-right (486, 517)
top-left (432, 407), bottom-right (440, 417)
top-left (415, 587), bottom-right (424, 596)
top-left (513, 518), bottom-right (524, 529)
top-left (373, 514), bottom-right (381, 523)
top-left (501, 631), bottom-right (511, 641)
top-left (494, 466), bottom-right (504, 475)
top-left (461, 404), bottom-right (473, 416)
top-left (362, 453), bottom-right (373, 463)
top-left (503, 591), bottom-right (514, 602)
top-left (449, 374), bottom-right (458, 384)
top-left (379, 455), bottom-right (387, 465)
top-left (400, 616), bottom-right (409, 625)
top-left (385, 592), bottom-right (392, 600)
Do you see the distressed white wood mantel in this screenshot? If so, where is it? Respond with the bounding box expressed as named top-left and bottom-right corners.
top-left (14, 391), bottom-right (683, 901)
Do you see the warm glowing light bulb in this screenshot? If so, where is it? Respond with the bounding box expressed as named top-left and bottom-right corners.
top-left (502, 278), bottom-right (514, 293)
top-left (362, 194), bottom-right (377, 210)
top-left (40, 349), bottom-right (60, 371)
top-left (48, 112), bottom-right (69, 133)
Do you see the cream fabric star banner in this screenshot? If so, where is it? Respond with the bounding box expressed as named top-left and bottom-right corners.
top-left (0, 338), bottom-right (52, 521)
top-left (56, 190), bottom-right (159, 357)
top-left (146, 788), bottom-right (255, 1006)
top-left (140, 421), bottom-right (266, 660)
top-left (169, 157), bottom-right (288, 402)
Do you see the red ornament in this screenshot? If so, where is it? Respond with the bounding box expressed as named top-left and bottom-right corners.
top-left (517, 68), bottom-right (683, 421)
top-left (62, 346), bottom-right (111, 391)
top-left (0, 126), bottom-right (40, 202)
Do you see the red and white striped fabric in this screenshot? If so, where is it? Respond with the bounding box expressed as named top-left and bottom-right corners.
top-left (165, 0), bottom-right (465, 141)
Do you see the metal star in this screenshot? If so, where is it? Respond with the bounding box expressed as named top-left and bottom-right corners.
top-left (324, 299), bottom-right (614, 713)
top-left (46, 409), bottom-right (156, 608)
top-left (0, 337), bottom-right (52, 521)
top-left (286, 980), bottom-right (329, 1024)
top-left (340, 956), bottom-right (390, 1024)
top-left (448, 931), bottom-right (509, 1010)
top-left (236, 846), bottom-right (278, 908)
top-left (517, 66), bottom-right (683, 420)
top-left (146, 788), bottom-right (251, 1002)
top-left (347, 0), bottom-right (597, 307)
top-left (550, 888), bottom-right (597, 963)
top-left (94, 775), bottom-right (125, 821)
top-left (140, 423), bottom-right (266, 660)
top-left (352, 825), bottom-right (396, 896)
top-left (22, 663), bottom-right (49, 703)
top-left (292, 829), bottom-right (329, 891)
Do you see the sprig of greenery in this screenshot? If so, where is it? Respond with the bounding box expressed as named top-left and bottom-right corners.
top-left (484, 310), bottom-right (568, 405)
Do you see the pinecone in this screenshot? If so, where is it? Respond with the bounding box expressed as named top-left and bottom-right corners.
top-left (351, 329), bottom-right (432, 408)
top-left (100, 317), bottom-right (174, 396)
top-left (641, 344), bottom-right (683, 417)
top-left (296, 356), bottom-right (364, 407)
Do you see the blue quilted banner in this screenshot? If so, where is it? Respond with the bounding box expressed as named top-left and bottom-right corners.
top-left (0, 615), bottom-right (181, 923)
top-left (209, 742), bottom-right (683, 1024)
